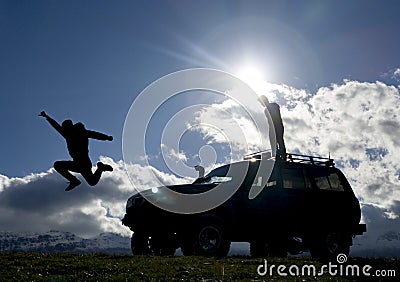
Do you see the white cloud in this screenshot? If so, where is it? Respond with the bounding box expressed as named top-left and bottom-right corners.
top-left (0, 156), bottom-right (188, 238)
top-left (161, 143), bottom-right (188, 162)
top-left (191, 98), bottom-right (268, 159)
top-left (392, 68), bottom-right (400, 81)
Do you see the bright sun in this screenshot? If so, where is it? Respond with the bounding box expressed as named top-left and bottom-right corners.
top-left (235, 65), bottom-right (266, 93)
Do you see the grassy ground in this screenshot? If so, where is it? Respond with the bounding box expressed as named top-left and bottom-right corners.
top-left (0, 253), bottom-right (398, 281)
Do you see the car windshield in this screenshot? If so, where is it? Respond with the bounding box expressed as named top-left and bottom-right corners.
top-left (193, 164), bottom-right (232, 184)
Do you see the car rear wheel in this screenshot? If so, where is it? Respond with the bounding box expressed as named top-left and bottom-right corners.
top-left (309, 232), bottom-right (350, 260)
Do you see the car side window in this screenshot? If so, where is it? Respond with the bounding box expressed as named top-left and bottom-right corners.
top-left (255, 169), bottom-right (278, 189)
top-left (311, 168), bottom-right (344, 191)
top-left (281, 168), bottom-right (306, 189)
top-left (327, 173), bottom-right (345, 191)
top-left (314, 174), bottom-right (330, 190)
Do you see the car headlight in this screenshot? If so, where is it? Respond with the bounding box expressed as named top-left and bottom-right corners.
top-left (126, 194), bottom-right (145, 209)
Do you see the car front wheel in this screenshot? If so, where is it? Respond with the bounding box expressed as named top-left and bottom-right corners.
top-left (181, 215), bottom-right (231, 257)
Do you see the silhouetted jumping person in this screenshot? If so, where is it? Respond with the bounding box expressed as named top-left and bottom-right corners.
top-left (258, 95), bottom-right (286, 161)
top-left (39, 111), bottom-right (114, 191)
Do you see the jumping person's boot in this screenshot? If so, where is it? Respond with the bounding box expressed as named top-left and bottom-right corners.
top-left (97, 162), bottom-right (113, 172)
top-left (65, 178), bottom-right (81, 191)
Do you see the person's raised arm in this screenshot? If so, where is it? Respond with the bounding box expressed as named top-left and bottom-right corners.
top-left (86, 130), bottom-right (113, 141)
top-left (38, 111), bottom-right (64, 136)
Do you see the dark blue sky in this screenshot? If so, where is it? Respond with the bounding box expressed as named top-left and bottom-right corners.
top-left (1, 0), bottom-right (400, 176)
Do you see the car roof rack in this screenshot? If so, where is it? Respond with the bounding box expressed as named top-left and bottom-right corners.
top-left (287, 153), bottom-right (335, 167)
top-left (244, 151), bottom-right (335, 167)
top-left (243, 150), bottom-right (273, 160)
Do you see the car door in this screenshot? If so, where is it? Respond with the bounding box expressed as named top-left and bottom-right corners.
top-left (278, 164), bottom-right (310, 230)
top-left (234, 165), bottom-right (281, 237)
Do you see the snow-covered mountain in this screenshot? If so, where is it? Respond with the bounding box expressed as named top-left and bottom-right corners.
top-left (0, 230), bottom-right (131, 254)
top-left (2, 230), bottom-right (398, 257)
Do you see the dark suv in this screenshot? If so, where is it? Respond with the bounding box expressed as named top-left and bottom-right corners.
top-left (122, 152), bottom-right (366, 259)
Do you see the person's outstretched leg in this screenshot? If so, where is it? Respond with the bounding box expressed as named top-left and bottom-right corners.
top-left (53, 161), bottom-right (81, 191)
top-left (81, 162), bottom-right (113, 187)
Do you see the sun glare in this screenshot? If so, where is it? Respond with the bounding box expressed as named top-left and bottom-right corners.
top-left (235, 65), bottom-right (266, 93)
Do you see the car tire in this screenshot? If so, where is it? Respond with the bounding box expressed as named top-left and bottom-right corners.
top-left (181, 215), bottom-right (231, 257)
top-left (131, 232), bottom-right (150, 255)
top-left (309, 232), bottom-right (350, 261)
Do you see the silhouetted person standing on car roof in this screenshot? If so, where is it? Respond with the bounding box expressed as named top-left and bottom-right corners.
top-left (258, 95), bottom-right (286, 161)
top-left (39, 111), bottom-right (114, 191)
